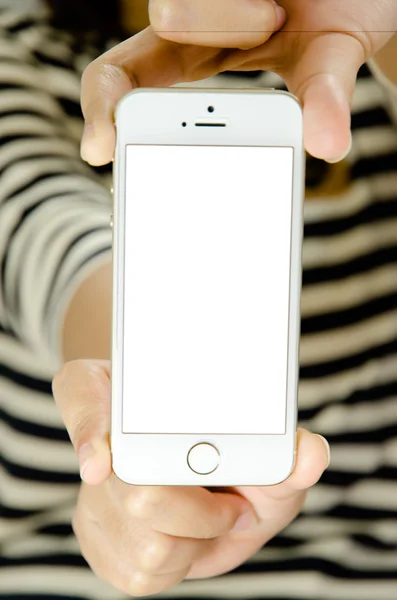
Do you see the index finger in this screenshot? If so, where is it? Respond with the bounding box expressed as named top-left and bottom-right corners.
top-left (80, 27), bottom-right (223, 166)
top-left (108, 478), bottom-right (257, 539)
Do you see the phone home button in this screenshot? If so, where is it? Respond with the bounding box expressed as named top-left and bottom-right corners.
top-left (187, 443), bottom-right (220, 475)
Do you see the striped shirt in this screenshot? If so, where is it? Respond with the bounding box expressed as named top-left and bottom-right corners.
top-left (1, 4), bottom-right (397, 600)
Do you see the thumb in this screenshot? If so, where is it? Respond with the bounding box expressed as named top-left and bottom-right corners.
top-left (52, 360), bottom-right (112, 485)
top-left (149, 0), bottom-right (286, 49)
top-left (285, 33), bottom-right (365, 162)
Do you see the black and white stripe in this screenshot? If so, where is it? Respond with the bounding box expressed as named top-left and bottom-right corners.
top-left (0, 4), bottom-right (396, 600)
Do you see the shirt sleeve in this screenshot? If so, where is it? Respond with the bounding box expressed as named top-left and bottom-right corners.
top-left (0, 9), bottom-right (112, 369)
top-left (367, 57), bottom-right (397, 126)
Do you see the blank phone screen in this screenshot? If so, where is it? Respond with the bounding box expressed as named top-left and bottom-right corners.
top-left (122, 145), bottom-right (294, 434)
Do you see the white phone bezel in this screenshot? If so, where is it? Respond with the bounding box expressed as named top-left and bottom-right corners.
top-left (111, 88), bottom-right (304, 486)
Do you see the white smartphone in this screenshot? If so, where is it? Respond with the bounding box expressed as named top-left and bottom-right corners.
top-left (111, 88), bottom-right (304, 486)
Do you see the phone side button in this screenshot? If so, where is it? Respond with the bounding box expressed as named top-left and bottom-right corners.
top-left (187, 443), bottom-right (220, 475)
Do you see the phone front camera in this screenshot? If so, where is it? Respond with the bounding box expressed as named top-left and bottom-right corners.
top-left (182, 122), bottom-right (187, 127)
top-left (207, 106), bottom-right (214, 113)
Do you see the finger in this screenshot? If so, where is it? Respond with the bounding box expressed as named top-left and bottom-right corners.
top-left (149, 0), bottom-right (286, 49)
top-left (80, 28), bottom-right (223, 166)
top-left (80, 29), bottom-right (176, 166)
top-left (284, 33), bottom-right (366, 162)
top-left (52, 360), bottom-right (111, 485)
top-left (78, 481), bottom-right (212, 576)
top-left (237, 428), bottom-right (329, 516)
top-left (110, 479), bottom-right (257, 539)
top-left (218, 31), bottom-right (362, 161)
top-left (106, 523), bottom-right (210, 576)
top-left (74, 497), bottom-right (191, 596)
top-left (273, 427), bottom-right (330, 494)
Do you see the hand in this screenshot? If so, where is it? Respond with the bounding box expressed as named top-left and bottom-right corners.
top-left (80, 0), bottom-right (397, 166)
top-left (53, 359), bottom-right (330, 597)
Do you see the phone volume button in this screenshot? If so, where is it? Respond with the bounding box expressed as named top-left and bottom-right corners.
top-left (110, 214), bottom-right (113, 228)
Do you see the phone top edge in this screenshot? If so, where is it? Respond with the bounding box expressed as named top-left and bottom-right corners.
top-left (115, 87), bottom-right (302, 121)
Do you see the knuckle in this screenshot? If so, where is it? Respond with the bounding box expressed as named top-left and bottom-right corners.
top-left (128, 488), bottom-right (162, 519)
top-left (204, 505), bottom-right (235, 538)
top-left (139, 536), bottom-right (175, 572)
top-left (52, 360), bottom-right (79, 396)
top-left (149, 0), bottom-right (179, 34)
top-left (127, 572), bottom-right (157, 597)
top-left (52, 359), bottom-right (96, 398)
top-left (82, 59), bottom-right (126, 107)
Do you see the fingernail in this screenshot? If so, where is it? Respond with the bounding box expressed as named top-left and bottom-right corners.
top-left (325, 135), bottom-right (352, 164)
top-left (231, 510), bottom-right (258, 533)
top-left (316, 435), bottom-right (331, 468)
top-left (80, 124), bottom-right (95, 162)
top-left (270, 0), bottom-right (286, 28)
top-left (275, 5), bottom-right (286, 28)
top-left (78, 443), bottom-right (95, 480)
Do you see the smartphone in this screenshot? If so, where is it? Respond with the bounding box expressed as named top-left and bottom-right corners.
top-left (111, 88), bottom-right (304, 486)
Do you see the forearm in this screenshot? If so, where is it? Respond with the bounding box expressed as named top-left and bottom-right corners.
top-left (61, 260), bottom-right (112, 362)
